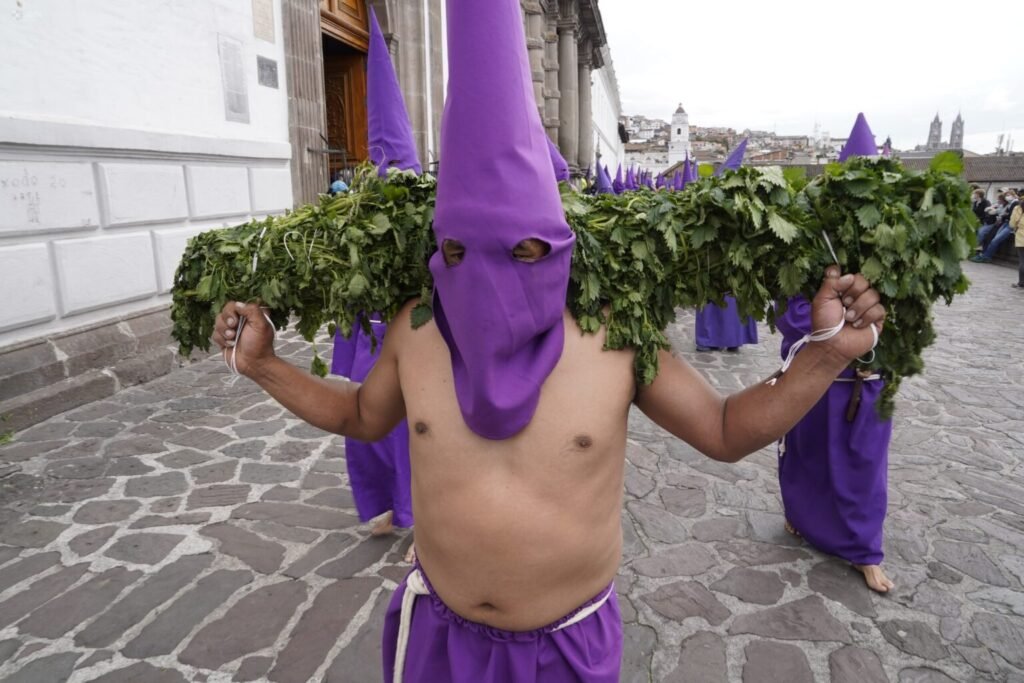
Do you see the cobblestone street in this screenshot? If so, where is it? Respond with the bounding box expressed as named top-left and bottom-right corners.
top-left (0, 261), bottom-right (1021, 682)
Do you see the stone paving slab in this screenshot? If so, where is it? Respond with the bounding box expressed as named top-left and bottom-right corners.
top-left (0, 261), bottom-right (1020, 681)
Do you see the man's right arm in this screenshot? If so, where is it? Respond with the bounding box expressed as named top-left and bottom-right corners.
top-left (213, 302), bottom-right (406, 441)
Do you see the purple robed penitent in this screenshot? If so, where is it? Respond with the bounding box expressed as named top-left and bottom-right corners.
top-left (695, 296), bottom-right (758, 348)
top-left (594, 158), bottom-right (613, 194)
top-left (838, 113), bottom-right (877, 162)
top-left (776, 296), bottom-right (891, 566)
top-left (330, 7), bottom-right (415, 529)
top-left (383, 0), bottom-right (623, 678)
top-left (547, 137), bottom-right (570, 182)
top-left (331, 318), bottom-right (413, 528)
top-left (716, 138), bottom-right (748, 176)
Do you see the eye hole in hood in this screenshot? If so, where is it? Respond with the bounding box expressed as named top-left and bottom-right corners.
top-left (512, 238), bottom-right (551, 263)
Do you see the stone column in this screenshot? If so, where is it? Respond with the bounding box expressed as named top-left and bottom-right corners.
top-left (577, 39), bottom-right (593, 174)
top-left (282, 0), bottom-right (327, 205)
top-left (557, 16), bottom-right (579, 169)
top-left (523, 1), bottom-right (546, 112)
top-left (543, 8), bottom-right (561, 140)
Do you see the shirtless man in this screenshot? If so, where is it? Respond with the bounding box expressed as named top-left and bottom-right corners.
top-left (211, 1), bottom-right (885, 679)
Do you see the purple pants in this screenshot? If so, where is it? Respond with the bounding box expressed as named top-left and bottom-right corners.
top-left (382, 567), bottom-right (622, 683)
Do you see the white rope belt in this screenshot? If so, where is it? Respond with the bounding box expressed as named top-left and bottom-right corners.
top-left (393, 569), bottom-right (430, 683)
top-left (552, 585), bottom-right (615, 632)
top-left (392, 571), bottom-right (614, 682)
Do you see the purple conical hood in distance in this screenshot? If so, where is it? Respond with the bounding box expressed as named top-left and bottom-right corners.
top-left (838, 113), bottom-right (878, 162)
top-left (716, 138), bottom-right (748, 176)
top-left (367, 8), bottom-right (421, 175)
top-left (429, 0), bottom-right (576, 440)
top-left (547, 136), bottom-right (570, 182)
top-left (594, 159), bottom-right (613, 194)
top-left (613, 164), bottom-right (624, 194)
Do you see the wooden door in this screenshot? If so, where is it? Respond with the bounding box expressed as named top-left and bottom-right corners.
top-left (321, 0), bottom-right (370, 51)
top-left (324, 50), bottom-right (368, 175)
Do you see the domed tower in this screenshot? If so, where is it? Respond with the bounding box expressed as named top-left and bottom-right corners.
top-left (669, 103), bottom-right (691, 166)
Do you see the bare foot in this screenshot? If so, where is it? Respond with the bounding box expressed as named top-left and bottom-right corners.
top-left (371, 511), bottom-right (394, 536)
top-left (855, 564), bottom-right (895, 593)
top-left (404, 541), bottom-right (416, 564)
top-left (784, 520), bottom-right (801, 537)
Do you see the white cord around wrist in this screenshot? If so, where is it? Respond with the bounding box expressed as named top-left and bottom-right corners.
top-left (224, 310), bottom-right (277, 377)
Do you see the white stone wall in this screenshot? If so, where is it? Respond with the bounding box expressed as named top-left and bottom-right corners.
top-left (0, 0), bottom-right (293, 350)
top-left (591, 57), bottom-right (624, 174)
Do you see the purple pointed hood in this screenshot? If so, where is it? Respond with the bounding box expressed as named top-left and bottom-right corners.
top-left (672, 170), bottom-right (683, 191)
top-left (547, 137), bottom-right (570, 182)
top-left (367, 8), bottom-right (421, 175)
top-left (686, 157), bottom-right (700, 184)
top-left (655, 174), bottom-right (665, 189)
top-left (429, 0), bottom-right (576, 440)
top-left (594, 160), bottom-right (613, 194)
top-left (613, 164), bottom-right (624, 194)
top-left (838, 113), bottom-right (877, 162)
top-left (625, 166), bottom-right (636, 191)
top-left (715, 138), bottom-right (748, 176)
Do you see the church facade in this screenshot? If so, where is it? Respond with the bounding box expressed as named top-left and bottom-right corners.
top-left (0, 0), bottom-right (621, 431)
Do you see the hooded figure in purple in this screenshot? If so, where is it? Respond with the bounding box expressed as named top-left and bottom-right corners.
top-left (694, 297), bottom-right (758, 351)
top-left (693, 143), bottom-right (756, 351)
top-left (612, 164), bottom-right (624, 194)
top-left (778, 116), bottom-right (894, 593)
top-left (330, 7), bottom-right (414, 532)
top-left (594, 158), bottom-right (614, 195)
top-left (716, 138), bottom-right (748, 176)
top-left (839, 113), bottom-right (878, 162)
top-left (547, 137), bottom-right (570, 183)
top-left (381, 0), bottom-right (623, 680)
top-left (625, 165), bottom-right (637, 191)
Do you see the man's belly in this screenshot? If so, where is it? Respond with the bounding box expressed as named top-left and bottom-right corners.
top-left (411, 473), bottom-right (623, 632)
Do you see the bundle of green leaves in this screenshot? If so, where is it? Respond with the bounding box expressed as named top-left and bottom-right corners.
top-left (171, 153), bottom-right (975, 417)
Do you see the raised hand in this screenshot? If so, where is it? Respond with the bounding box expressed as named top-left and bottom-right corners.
top-left (810, 266), bottom-right (885, 363)
top-left (212, 301), bottom-right (276, 378)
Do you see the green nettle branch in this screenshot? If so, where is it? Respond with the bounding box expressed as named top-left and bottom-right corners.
top-left (171, 154), bottom-right (976, 418)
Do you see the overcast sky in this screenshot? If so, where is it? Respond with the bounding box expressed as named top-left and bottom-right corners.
top-left (599, 0), bottom-right (1023, 154)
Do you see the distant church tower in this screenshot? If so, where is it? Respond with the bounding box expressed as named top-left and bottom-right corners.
top-left (950, 113), bottom-right (964, 149)
top-left (669, 103), bottom-right (691, 166)
top-left (927, 113), bottom-right (943, 150)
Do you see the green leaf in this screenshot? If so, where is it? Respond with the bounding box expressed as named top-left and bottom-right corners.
top-left (767, 211), bottom-right (799, 243)
top-left (410, 303), bottom-right (433, 328)
top-left (348, 273), bottom-right (369, 297)
top-left (929, 151), bottom-right (963, 175)
top-left (856, 204), bottom-right (882, 229)
top-left (860, 256), bottom-right (884, 282)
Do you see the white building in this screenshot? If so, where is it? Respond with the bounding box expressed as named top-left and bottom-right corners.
top-left (590, 46), bottom-right (624, 174)
top-left (0, 0), bottom-right (445, 431)
top-left (668, 103), bottom-right (692, 166)
top-left (0, 0), bottom-right (294, 353)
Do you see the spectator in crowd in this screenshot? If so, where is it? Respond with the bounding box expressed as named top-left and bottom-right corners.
top-left (972, 188), bottom-right (992, 230)
top-left (1012, 199), bottom-right (1024, 289)
top-left (329, 171), bottom-right (349, 195)
top-left (973, 190), bottom-right (1019, 263)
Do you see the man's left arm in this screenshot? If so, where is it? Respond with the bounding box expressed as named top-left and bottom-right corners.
top-left (635, 268), bottom-right (883, 463)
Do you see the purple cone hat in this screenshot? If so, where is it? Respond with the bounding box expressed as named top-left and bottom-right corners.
top-left (673, 170), bottom-right (683, 191)
top-left (547, 137), bottom-right (570, 182)
top-left (625, 166), bottom-right (636, 191)
top-left (686, 156), bottom-right (699, 183)
top-left (367, 8), bottom-right (421, 176)
top-left (613, 164), bottom-right (624, 194)
top-left (715, 138), bottom-right (748, 176)
top-left (430, 0), bottom-right (576, 440)
top-left (838, 113), bottom-right (877, 162)
top-left (594, 159), bottom-right (613, 194)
